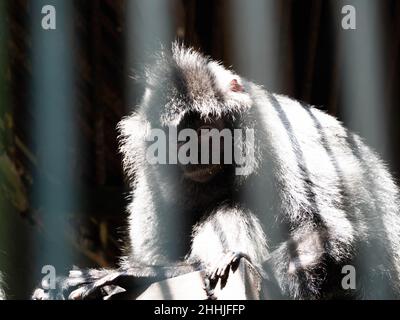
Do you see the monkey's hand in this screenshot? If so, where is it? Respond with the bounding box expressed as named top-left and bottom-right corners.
top-left (32, 264), bottom-right (201, 300)
top-left (32, 268), bottom-right (117, 300)
top-left (206, 251), bottom-right (251, 295)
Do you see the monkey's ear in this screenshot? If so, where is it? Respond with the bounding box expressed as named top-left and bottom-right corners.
top-left (230, 79), bottom-right (244, 93)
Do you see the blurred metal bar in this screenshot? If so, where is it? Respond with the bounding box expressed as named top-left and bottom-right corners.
top-left (302, 0), bottom-right (322, 102)
top-left (124, 1), bottom-right (179, 262)
top-left (0, 0), bottom-right (10, 286)
top-left (229, 0), bottom-right (281, 92)
top-left (334, 0), bottom-right (389, 158)
top-left (332, 0), bottom-right (393, 297)
top-left (229, 0), bottom-right (282, 243)
top-left (31, 0), bottom-right (76, 277)
top-left (125, 0), bottom-right (174, 108)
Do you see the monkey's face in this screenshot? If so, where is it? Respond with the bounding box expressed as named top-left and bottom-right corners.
top-left (137, 44), bottom-right (255, 189)
top-left (177, 113), bottom-right (228, 183)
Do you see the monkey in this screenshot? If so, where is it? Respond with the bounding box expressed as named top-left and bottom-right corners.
top-left (33, 42), bottom-right (400, 300)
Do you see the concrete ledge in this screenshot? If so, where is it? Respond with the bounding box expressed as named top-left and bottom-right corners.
top-left (136, 260), bottom-right (263, 300)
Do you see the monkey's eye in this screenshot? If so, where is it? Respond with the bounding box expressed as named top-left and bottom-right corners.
top-left (230, 79), bottom-right (244, 92)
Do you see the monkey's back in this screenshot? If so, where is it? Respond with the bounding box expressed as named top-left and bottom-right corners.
top-left (252, 86), bottom-right (400, 297)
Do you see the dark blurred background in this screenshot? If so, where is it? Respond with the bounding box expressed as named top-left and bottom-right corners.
top-left (0, 0), bottom-right (399, 298)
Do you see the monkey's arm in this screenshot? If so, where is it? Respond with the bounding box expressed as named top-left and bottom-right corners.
top-left (207, 229), bottom-right (342, 299)
top-left (189, 204), bottom-right (349, 299)
top-left (32, 264), bottom-right (200, 300)
top-left (261, 228), bottom-right (348, 299)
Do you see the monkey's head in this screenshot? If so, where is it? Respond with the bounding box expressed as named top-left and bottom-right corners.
top-left (119, 43), bottom-right (256, 197)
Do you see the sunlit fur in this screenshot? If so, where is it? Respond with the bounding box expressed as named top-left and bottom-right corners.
top-left (116, 42), bottom-right (400, 299)
top-left (33, 43), bottom-right (400, 300)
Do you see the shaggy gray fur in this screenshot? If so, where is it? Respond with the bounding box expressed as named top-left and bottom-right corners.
top-left (118, 43), bottom-right (400, 299)
top-left (33, 43), bottom-right (400, 300)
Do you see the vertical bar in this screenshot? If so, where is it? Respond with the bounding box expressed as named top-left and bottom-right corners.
top-left (0, 0), bottom-right (10, 299)
top-left (302, 0), bottom-right (322, 102)
top-left (228, 0), bottom-right (282, 241)
top-left (31, 0), bottom-right (76, 277)
top-left (229, 0), bottom-right (281, 91)
top-left (125, 2), bottom-right (179, 295)
top-left (125, 0), bottom-right (174, 108)
top-left (332, 0), bottom-right (395, 297)
top-left (334, 0), bottom-right (388, 157)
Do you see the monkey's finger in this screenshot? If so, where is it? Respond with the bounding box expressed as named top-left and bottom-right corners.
top-left (233, 252), bottom-right (253, 272)
top-left (68, 287), bottom-right (86, 300)
top-left (229, 251), bottom-right (238, 262)
top-left (217, 252), bottom-right (235, 277)
top-left (232, 252), bottom-right (241, 263)
top-left (68, 283), bottom-right (101, 300)
top-left (212, 265), bottom-right (225, 280)
top-left (32, 288), bottom-right (49, 300)
top-left (210, 268), bottom-right (219, 280)
top-left (214, 253), bottom-right (228, 277)
top-left (216, 263), bottom-right (226, 277)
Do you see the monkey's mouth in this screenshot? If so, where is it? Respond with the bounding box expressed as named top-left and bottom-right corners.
top-left (182, 164), bottom-right (222, 183)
